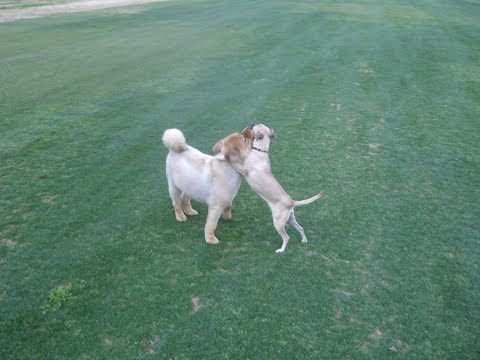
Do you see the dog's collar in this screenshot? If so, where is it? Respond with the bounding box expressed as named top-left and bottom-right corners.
top-left (252, 146), bottom-right (268, 153)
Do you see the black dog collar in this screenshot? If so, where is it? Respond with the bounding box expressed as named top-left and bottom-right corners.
top-left (252, 146), bottom-right (268, 153)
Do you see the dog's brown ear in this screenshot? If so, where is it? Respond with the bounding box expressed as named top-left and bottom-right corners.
top-left (241, 128), bottom-right (254, 141)
top-left (212, 140), bottom-right (222, 153)
top-left (217, 136), bottom-right (236, 161)
top-left (270, 128), bottom-right (276, 139)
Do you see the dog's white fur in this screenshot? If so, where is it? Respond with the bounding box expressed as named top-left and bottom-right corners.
top-left (162, 128), bottom-right (251, 244)
top-left (214, 124), bottom-right (324, 253)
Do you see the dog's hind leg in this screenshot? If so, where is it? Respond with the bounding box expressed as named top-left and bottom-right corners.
top-left (204, 205), bottom-right (223, 244)
top-left (288, 210), bottom-right (308, 244)
top-left (168, 184), bottom-right (187, 222)
top-left (181, 193), bottom-right (198, 216)
top-left (222, 205), bottom-right (232, 220)
top-left (273, 209), bottom-right (291, 253)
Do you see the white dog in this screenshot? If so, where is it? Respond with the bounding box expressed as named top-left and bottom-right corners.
top-left (214, 124), bottom-right (324, 253)
top-left (162, 128), bottom-right (253, 244)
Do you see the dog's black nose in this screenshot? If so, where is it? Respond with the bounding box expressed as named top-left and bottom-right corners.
top-left (248, 123), bottom-right (256, 130)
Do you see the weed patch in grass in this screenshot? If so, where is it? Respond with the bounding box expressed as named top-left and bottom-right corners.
top-left (41, 283), bottom-right (74, 313)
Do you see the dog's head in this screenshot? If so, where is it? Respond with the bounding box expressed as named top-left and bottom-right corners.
top-left (212, 128), bottom-right (254, 162)
top-left (248, 123), bottom-right (275, 152)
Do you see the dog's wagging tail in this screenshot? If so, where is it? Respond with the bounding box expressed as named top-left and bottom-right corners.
top-left (293, 191), bottom-right (324, 207)
top-left (162, 128), bottom-right (187, 153)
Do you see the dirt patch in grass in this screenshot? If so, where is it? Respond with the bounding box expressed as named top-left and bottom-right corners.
top-left (0, 0), bottom-right (168, 22)
top-left (142, 338), bottom-right (154, 354)
top-left (369, 329), bottom-right (383, 341)
top-left (41, 194), bottom-right (58, 204)
top-left (1, 239), bottom-right (16, 248)
top-left (191, 296), bottom-right (203, 314)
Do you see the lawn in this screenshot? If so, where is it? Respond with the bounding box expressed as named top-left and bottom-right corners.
top-left (1, 0), bottom-right (479, 358)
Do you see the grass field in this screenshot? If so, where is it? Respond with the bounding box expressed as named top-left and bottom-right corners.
top-left (1, 0), bottom-right (479, 358)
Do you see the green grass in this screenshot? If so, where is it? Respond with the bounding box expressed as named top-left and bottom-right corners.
top-left (1, 0), bottom-right (479, 358)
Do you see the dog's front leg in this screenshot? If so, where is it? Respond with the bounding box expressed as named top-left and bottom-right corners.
top-left (204, 205), bottom-right (223, 244)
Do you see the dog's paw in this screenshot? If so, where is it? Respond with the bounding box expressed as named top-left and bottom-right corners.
top-left (185, 209), bottom-right (198, 216)
top-left (205, 236), bottom-right (219, 245)
top-left (301, 238), bottom-right (308, 244)
top-left (175, 213), bottom-right (187, 222)
top-left (275, 248), bottom-right (285, 254)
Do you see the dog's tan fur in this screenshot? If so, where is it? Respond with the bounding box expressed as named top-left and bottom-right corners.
top-left (214, 124), bottom-right (324, 253)
top-left (212, 128), bottom-right (254, 166)
top-left (163, 128), bottom-right (253, 244)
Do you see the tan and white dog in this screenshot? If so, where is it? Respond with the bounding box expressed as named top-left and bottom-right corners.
top-left (214, 124), bottom-right (324, 253)
top-left (163, 128), bottom-right (253, 244)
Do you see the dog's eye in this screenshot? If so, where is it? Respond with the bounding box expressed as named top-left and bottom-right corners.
top-left (256, 133), bottom-right (264, 140)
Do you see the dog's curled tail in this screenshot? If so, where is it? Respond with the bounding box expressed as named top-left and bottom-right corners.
top-left (293, 191), bottom-right (324, 207)
top-left (162, 128), bottom-right (188, 152)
